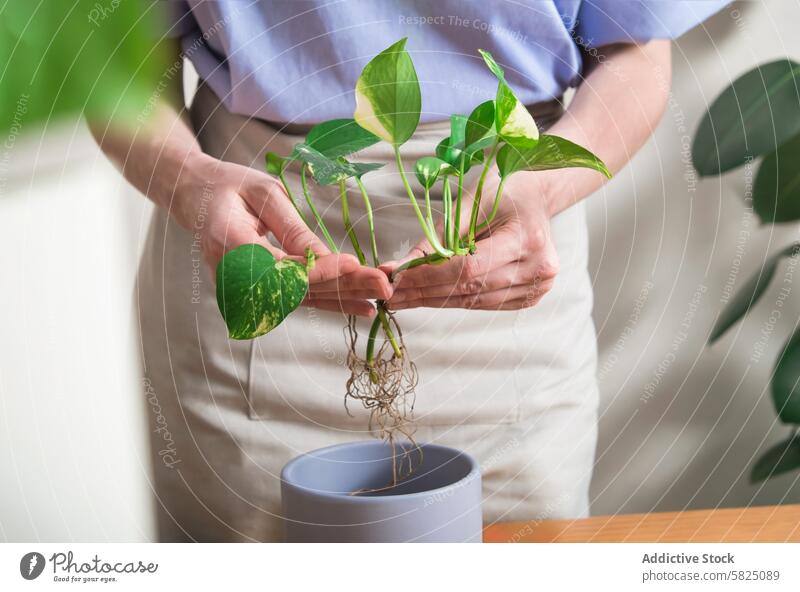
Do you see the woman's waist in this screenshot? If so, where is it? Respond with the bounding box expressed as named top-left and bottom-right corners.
top-left (260, 98), bottom-right (565, 136)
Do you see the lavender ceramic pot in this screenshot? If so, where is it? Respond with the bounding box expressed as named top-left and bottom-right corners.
top-left (281, 441), bottom-right (482, 542)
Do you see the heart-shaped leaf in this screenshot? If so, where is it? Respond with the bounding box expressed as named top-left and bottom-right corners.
top-left (496, 135), bottom-right (611, 179)
top-left (354, 38), bottom-right (421, 145)
top-left (414, 157), bottom-right (456, 189)
top-left (464, 100), bottom-right (495, 148)
top-left (265, 152), bottom-right (288, 176)
top-left (305, 118), bottom-right (380, 158)
top-left (693, 59), bottom-right (800, 176)
top-left (216, 244), bottom-right (309, 340)
top-left (291, 143), bottom-right (383, 185)
top-left (750, 435), bottom-right (800, 483)
top-left (753, 133), bottom-right (800, 223)
top-left (479, 49), bottom-right (539, 143)
top-left (709, 243), bottom-right (800, 343)
top-left (772, 328), bottom-right (800, 423)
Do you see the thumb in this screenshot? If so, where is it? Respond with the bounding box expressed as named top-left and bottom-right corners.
top-left (259, 184), bottom-right (331, 256)
top-left (379, 205), bottom-right (475, 274)
top-left (379, 237), bottom-right (429, 275)
top-left (207, 221), bottom-right (286, 284)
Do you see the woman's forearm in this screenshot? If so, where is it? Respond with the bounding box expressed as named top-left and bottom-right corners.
top-left (89, 40), bottom-right (210, 230)
top-left (537, 40), bottom-right (672, 217)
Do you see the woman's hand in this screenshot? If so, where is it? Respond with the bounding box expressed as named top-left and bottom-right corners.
top-left (384, 170), bottom-right (559, 311)
top-left (176, 152), bottom-right (391, 317)
top-left (382, 40), bottom-right (674, 311)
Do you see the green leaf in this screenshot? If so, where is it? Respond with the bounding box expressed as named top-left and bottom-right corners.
top-left (353, 38), bottom-right (421, 145)
top-left (450, 115), bottom-right (468, 149)
top-left (435, 116), bottom-right (486, 173)
top-left (496, 83), bottom-right (539, 143)
top-left (751, 436), bottom-right (800, 483)
top-left (479, 49), bottom-right (538, 143)
top-left (753, 133), bottom-right (800, 223)
top-left (0, 0), bottom-right (167, 132)
top-left (216, 244), bottom-right (308, 340)
top-left (772, 329), bottom-right (800, 423)
top-left (478, 49), bottom-right (507, 82)
top-left (414, 157), bottom-right (456, 189)
top-left (693, 59), bottom-right (800, 176)
top-left (464, 100), bottom-right (495, 148)
top-left (709, 243), bottom-right (800, 343)
top-left (466, 134), bottom-right (498, 156)
top-left (265, 152), bottom-right (287, 176)
top-left (496, 135), bottom-right (611, 179)
top-left (435, 136), bottom-right (458, 166)
top-left (291, 143), bottom-right (383, 185)
top-left (305, 118), bottom-right (380, 158)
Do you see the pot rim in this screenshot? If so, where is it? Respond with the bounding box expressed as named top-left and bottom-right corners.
top-left (280, 440), bottom-right (480, 504)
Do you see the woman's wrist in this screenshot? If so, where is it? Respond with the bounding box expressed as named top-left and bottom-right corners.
top-left (164, 149), bottom-right (218, 231)
top-left (503, 170), bottom-right (557, 218)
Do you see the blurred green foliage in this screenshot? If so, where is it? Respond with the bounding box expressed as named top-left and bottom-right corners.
top-left (0, 0), bottom-right (167, 132)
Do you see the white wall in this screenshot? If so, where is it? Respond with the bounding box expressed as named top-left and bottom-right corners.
top-left (0, 0), bottom-right (798, 542)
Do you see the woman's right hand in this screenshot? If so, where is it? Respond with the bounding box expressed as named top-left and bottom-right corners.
top-left (173, 152), bottom-right (391, 317)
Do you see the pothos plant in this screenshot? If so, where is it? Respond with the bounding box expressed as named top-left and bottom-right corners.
top-left (692, 59), bottom-right (800, 484)
top-left (215, 39), bottom-right (610, 475)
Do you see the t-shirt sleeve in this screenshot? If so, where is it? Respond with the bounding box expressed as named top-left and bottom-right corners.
top-left (154, 0), bottom-right (196, 40)
top-left (574, 0), bottom-right (732, 48)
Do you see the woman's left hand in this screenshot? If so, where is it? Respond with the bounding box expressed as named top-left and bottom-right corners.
top-left (384, 171), bottom-right (559, 311)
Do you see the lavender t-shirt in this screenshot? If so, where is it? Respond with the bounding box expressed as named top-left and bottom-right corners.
top-left (160, 0), bottom-right (729, 124)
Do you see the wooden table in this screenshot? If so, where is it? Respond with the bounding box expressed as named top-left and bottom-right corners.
top-left (483, 504), bottom-right (800, 543)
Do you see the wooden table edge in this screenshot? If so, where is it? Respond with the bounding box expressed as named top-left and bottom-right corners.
top-left (483, 504), bottom-right (800, 543)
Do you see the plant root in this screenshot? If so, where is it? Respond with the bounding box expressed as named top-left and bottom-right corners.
top-left (344, 312), bottom-right (423, 494)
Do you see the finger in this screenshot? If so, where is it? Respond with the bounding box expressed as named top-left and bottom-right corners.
top-left (387, 283), bottom-right (548, 311)
top-left (392, 221), bottom-right (526, 290)
top-left (206, 215), bottom-right (288, 283)
top-left (310, 289), bottom-right (394, 300)
top-left (378, 206), bottom-right (475, 274)
top-left (313, 273), bottom-right (391, 293)
top-left (311, 274), bottom-right (393, 299)
top-left (302, 296), bottom-right (376, 317)
top-left (244, 181), bottom-right (331, 256)
top-left (378, 242), bottom-right (427, 275)
top-left (311, 267), bottom-right (393, 299)
top-left (305, 254), bottom-right (362, 283)
top-left (388, 261), bottom-right (538, 304)
top-left (495, 296), bottom-right (547, 310)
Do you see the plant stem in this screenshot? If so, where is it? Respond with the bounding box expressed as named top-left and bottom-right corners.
top-left (466, 138), bottom-right (500, 248)
top-left (377, 304), bottom-right (402, 358)
top-left (442, 175), bottom-right (452, 250)
top-left (366, 304), bottom-right (402, 365)
top-left (393, 147), bottom-right (453, 259)
top-left (475, 176), bottom-right (508, 234)
top-left (365, 314), bottom-right (382, 382)
top-left (355, 177), bottom-right (380, 267)
top-left (301, 164), bottom-right (337, 252)
top-left (451, 152), bottom-right (467, 254)
top-left (424, 186), bottom-right (435, 231)
top-left (278, 172), bottom-right (310, 227)
top-left (339, 179), bottom-right (366, 265)
top-left (389, 251), bottom-right (448, 282)
top-left (338, 179), bottom-right (400, 362)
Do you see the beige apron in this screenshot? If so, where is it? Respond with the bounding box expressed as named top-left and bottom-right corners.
top-left (138, 83), bottom-right (599, 542)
